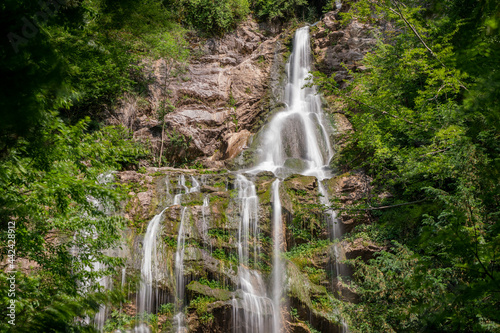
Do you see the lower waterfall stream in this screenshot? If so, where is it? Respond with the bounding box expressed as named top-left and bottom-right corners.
top-left (130, 25), bottom-right (349, 333)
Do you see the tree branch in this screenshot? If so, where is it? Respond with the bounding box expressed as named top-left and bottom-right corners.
top-left (389, 0), bottom-right (468, 91)
top-left (334, 198), bottom-right (428, 211)
top-left (344, 95), bottom-right (418, 125)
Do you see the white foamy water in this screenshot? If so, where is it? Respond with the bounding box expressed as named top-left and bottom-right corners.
top-left (249, 27), bottom-right (334, 181)
top-left (232, 175), bottom-right (274, 332)
top-left (272, 179), bottom-right (283, 333)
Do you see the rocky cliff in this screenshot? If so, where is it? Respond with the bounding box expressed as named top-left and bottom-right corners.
top-left (107, 18), bottom-right (289, 168)
top-left (106, 6), bottom-right (383, 333)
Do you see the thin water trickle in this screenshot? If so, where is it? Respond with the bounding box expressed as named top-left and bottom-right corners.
top-left (190, 176), bottom-right (200, 193)
top-left (202, 195), bottom-right (210, 251)
top-left (272, 179), bottom-right (283, 333)
top-left (136, 208), bottom-right (167, 330)
top-left (233, 175), bottom-right (274, 332)
top-left (175, 207), bottom-right (188, 308)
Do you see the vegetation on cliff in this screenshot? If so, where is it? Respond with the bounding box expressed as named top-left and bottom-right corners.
top-left (2, 0), bottom-right (498, 331)
top-left (0, 0), bottom-right (328, 331)
top-left (314, 0), bottom-right (500, 331)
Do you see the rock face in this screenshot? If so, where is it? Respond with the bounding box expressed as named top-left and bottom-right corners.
top-left (311, 9), bottom-right (377, 89)
top-left (108, 18), bottom-right (286, 167)
top-left (110, 8), bottom-right (387, 332)
top-left (326, 172), bottom-right (373, 234)
top-left (117, 168), bottom-right (351, 333)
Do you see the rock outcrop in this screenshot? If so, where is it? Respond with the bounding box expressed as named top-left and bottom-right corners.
top-left (109, 7), bottom-right (388, 332)
top-left (108, 18), bottom-right (287, 167)
top-left (311, 9), bottom-right (377, 89)
top-left (116, 168), bottom-right (350, 332)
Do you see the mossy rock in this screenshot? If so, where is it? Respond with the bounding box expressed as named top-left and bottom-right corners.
top-left (187, 281), bottom-right (233, 302)
top-left (283, 158), bottom-right (310, 174)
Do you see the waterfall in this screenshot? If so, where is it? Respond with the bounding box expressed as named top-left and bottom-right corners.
top-left (93, 262), bottom-right (111, 331)
top-left (135, 208), bottom-right (167, 333)
top-left (174, 176), bottom-right (200, 332)
top-left (135, 174), bottom-right (199, 333)
top-left (190, 176), bottom-right (200, 193)
top-left (71, 172), bottom-right (116, 331)
top-left (272, 179), bottom-right (283, 333)
top-left (318, 182), bottom-right (349, 332)
top-left (232, 175), bottom-right (274, 332)
top-left (250, 27), bottom-right (334, 180)
top-left (248, 26), bottom-right (349, 332)
top-left (202, 195), bottom-right (210, 252)
top-left (174, 207), bottom-right (188, 332)
top-left (129, 25), bottom-right (348, 333)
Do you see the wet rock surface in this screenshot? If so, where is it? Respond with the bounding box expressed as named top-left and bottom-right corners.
top-left (117, 168), bottom-right (353, 332)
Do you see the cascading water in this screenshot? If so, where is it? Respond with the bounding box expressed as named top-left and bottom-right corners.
top-left (174, 175), bottom-right (200, 332)
top-left (174, 206), bottom-right (188, 332)
top-left (318, 182), bottom-right (349, 333)
top-left (131, 25), bottom-right (348, 333)
top-left (251, 27), bottom-right (333, 181)
top-left (202, 195), bottom-right (210, 252)
top-left (232, 175), bottom-right (274, 332)
top-left (271, 179), bottom-right (283, 333)
top-left (72, 172), bottom-right (115, 332)
top-left (135, 174), bottom-right (200, 333)
top-left (248, 26), bottom-right (349, 332)
top-left (135, 208), bottom-right (167, 333)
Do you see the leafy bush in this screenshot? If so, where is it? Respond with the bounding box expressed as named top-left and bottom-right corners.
top-left (0, 114), bottom-right (146, 332)
top-left (175, 0), bottom-right (249, 35)
top-left (251, 0), bottom-right (307, 21)
top-left (314, 0), bottom-right (500, 331)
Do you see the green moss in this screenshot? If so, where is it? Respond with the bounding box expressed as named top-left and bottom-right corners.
top-left (258, 186), bottom-right (272, 204)
top-left (189, 295), bottom-right (217, 315)
top-left (286, 239), bottom-right (331, 259)
top-left (208, 228), bottom-right (231, 243)
top-left (198, 277), bottom-right (228, 291)
top-left (164, 236), bottom-right (178, 249)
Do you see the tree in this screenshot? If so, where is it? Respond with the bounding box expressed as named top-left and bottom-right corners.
top-left (314, 0), bottom-right (500, 331)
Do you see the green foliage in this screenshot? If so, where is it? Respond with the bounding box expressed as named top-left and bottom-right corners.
top-left (198, 277), bottom-right (232, 291)
top-left (285, 239), bottom-right (332, 260)
top-left (103, 310), bottom-right (136, 332)
top-left (208, 228), bottom-right (231, 243)
top-left (314, 0), bottom-right (500, 331)
top-left (167, 129), bottom-right (191, 151)
top-left (0, 0), bottom-right (189, 144)
top-left (157, 99), bottom-right (176, 122)
top-left (290, 307), bottom-right (299, 319)
top-left (0, 113), bottom-right (145, 331)
top-left (158, 302), bottom-right (175, 315)
top-left (189, 295), bottom-right (217, 315)
top-left (289, 207), bottom-right (323, 241)
top-left (174, 0), bottom-right (250, 35)
top-left (344, 243), bottom-right (455, 332)
top-left (303, 266), bottom-right (327, 285)
top-left (200, 312), bottom-right (215, 324)
top-left (251, 0), bottom-right (308, 22)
